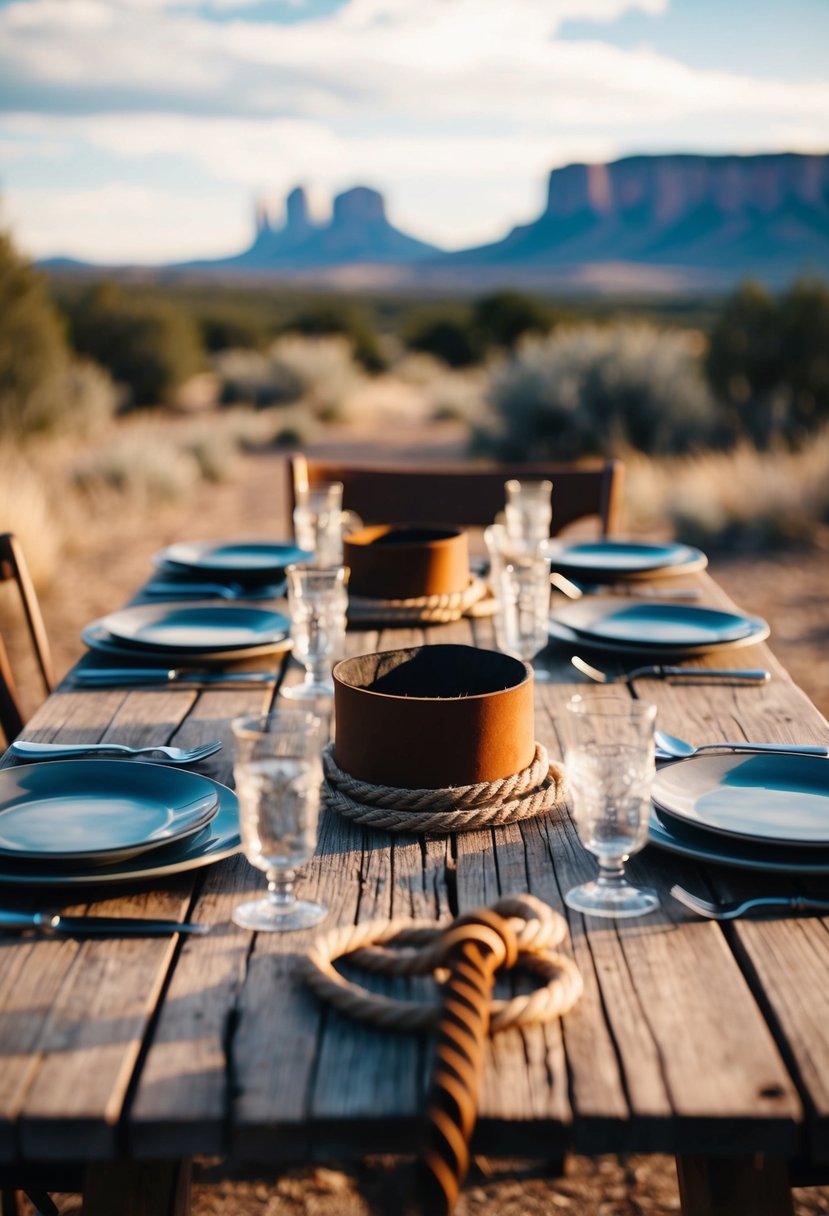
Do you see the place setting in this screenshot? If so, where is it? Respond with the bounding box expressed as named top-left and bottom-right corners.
top-left (144, 537), bottom-right (311, 601)
top-left (73, 599), bottom-right (293, 686)
top-left (646, 750), bottom-right (829, 875)
top-left (0, 757), bottom-right (242, 890)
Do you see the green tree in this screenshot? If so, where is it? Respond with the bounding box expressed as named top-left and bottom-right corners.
top-left (405, 309), bottom-right (478, 368)
top-left (705, 281), bottom-right (782, 446)
top-left (777, 280), bottom-right (829, 440)
top-left (472, 289), bottom-right (555, 352)
top-left (66, 282), bottom-right (204, 407)
top-left (0, 230), bottom-right (71, 435)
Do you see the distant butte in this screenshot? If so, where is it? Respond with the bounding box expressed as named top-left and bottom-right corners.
top-left (40, 152), bottom-right (829, 294)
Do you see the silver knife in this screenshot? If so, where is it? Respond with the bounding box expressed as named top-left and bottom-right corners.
top-left (72, 668), bottom-right (278, 687)
top-left (629, 665), bottom-right (770, 683)
top-left (0, 909), bottom-right (210, 936)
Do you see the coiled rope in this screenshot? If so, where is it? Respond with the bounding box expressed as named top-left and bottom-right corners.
top-left (303, 894), bottom-right (583, 1215)
top-left (347, 576), bottom-right (494, 624)
top-left (322, 741), bottom-right (566, 833)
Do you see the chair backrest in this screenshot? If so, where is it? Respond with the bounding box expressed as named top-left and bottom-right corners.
top-left (289, 455), bottom-right (624, 537)
top-left (0, 533), bottom-right (55, 744)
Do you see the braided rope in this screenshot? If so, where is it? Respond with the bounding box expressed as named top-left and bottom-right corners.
top-left (302, 893), bottom-right (583, 1034)
top-left (322, 741), bottom-right (566, 833)
top-left (347, 577), bottom-right (495, 624)
top-left (303, 895), bottom-right (583, 1216)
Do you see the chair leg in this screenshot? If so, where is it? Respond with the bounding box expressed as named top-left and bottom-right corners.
top-left (1, 1190), bottom-right (20, 1216)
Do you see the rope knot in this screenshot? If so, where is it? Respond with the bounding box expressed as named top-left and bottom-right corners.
top-left (440, 908), bottom-right (518, 972)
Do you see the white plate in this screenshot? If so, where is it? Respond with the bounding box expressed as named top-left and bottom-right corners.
top-left (82, 619), bottom-right (292, 664)
top-left (651, 753), bottom-right (829, 846)
top-left (0, 760), bottom-right (218, 864)
top-left (0, 773), bottom-right (241, 885)
top-left (547, 616), bottom-right (769, 659)
top-left (154, 539), bottom-right (310, 578)
top-left (648, 804), bottom-right (829, 874)
top-left (544, 539), bottom-right (707, 580)
top-left (99, 604), bottom-right (291, 653)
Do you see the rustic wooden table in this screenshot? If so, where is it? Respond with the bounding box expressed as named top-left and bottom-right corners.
top-left (1, 569), bottom-right (828, 1216)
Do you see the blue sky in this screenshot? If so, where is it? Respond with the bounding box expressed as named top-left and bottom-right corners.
top-left (0, 0), bottom-right (827, 263)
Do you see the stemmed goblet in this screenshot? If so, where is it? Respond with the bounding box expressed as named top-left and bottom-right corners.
top-left (562, 694), bottom-right (659, 918)
top-left (231, 710), bottom-right (326, 932)
top-left (282, 564), bottom-right (348, 702)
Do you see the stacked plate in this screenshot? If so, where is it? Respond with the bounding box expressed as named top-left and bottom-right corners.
top-left (548, 598), bottom-right (769, 658)
top-left (648, 753), bottom-right (829, 873)
top-left (0, 760), bottom-right (241, 886)
top-left (151, 538), bottom-right (310, 598)
top-left (83, 602), bottom-right (292, 663)
top-left (544, 538), bottom-right (707, 582)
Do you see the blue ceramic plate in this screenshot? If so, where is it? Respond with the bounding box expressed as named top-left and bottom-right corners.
top-left (652, 753), bottom-right (829, 846)
top-left (0, 771), bottom-right (240, 884)
top-left (154, 539), bottom-right (310, 579)
top-left (97, 604), bottom-right (291, 654)
top-left (0, 760), bottom-right (218, 864)
top-left (550, 599), bottom-right (769, 653)
top-left (648, 803), bottom-right (829, 873)
top-left (544, 539), bottom-right (707, 580)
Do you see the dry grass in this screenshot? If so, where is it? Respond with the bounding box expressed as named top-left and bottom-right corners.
top-left (625, 431), bottom-right (829, 549)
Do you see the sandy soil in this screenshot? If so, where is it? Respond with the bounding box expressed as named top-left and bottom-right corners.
top-left (6, 420), bottom-right (829, 1215)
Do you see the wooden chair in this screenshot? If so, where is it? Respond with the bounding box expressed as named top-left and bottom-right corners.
top-left (288, 454), bottom-right (624, 537)
top-left (0, 532), bottom-right (55, 745)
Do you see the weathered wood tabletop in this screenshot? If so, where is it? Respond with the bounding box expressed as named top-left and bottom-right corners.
top-left (1, 566), bottom-right (828, 1216)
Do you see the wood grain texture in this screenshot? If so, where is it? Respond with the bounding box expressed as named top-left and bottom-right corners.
top-left (1, 564), bottom-right (828, 1187)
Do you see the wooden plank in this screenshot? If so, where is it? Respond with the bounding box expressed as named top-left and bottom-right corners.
top-left (126, 855), bottom-right (257, 1159)
top-left (533, 681), bottom-right (801, 1155)
top-left (454, 819), bottom-right (574, 1157)
top-left (16, 881), bottom-right (194, 1161)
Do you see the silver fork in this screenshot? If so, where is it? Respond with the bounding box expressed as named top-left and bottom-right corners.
top-left (10, 739), bottom-right (223, 764)
top-left (570, 656), bottom-right (771, 685)
top-left (670, 883), bottom-right (829, 920)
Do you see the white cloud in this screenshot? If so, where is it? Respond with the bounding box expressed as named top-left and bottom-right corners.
top-left (1, 0), bottom-right (827, 259)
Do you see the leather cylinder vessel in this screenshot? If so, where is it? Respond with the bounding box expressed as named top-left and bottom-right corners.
top-left (343, 525), bottom-right (469, 600)
top-left (333, 644), bottom-right (535, 789)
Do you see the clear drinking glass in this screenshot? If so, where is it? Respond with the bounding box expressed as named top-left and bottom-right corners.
top-left (493, 554), bottom-right (552, 680)
top-left (293, 482), bottom-right (360, 566)
top-left (282, 564), bottom-right (348, 702)
top-left (231, 710), bottom-right (326, 931)
top-left (562, 695), bottom-right (658, 919)
top-left (504, 479), bottom-right (553, 555)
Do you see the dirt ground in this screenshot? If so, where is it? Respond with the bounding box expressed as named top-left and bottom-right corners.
top-left (7, 420), bottom-right (829, 1215)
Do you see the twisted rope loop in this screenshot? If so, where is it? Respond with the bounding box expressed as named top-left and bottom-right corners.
top-left (417, 909), bottom-right (518, 1216)
top-left (322, 742), bottom-right (566, 833)
top-left (303, 895), bottom-right (583, 1215)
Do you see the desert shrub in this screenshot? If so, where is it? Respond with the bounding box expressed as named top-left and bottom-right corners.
top-left (72, 431), bottom-right (201, 503)
top-left (405, 309), bottom-right (478, 368)
top-left (282, 301), bottom-right (385, 372)
top-left (214, 349), bottom-right (303, 408)
top-left (268, 335), bottom-right (363, 422)
top-left (471, 289), bottom-right (556, 351)
top-left (484, 321), bottom-right (718, 460)
top-left (178, 426), bottom-right (239, 483)
top-left (65, 282), bottom-right (204, 407)
top-left (199, 310), bottom-right (265, 353)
